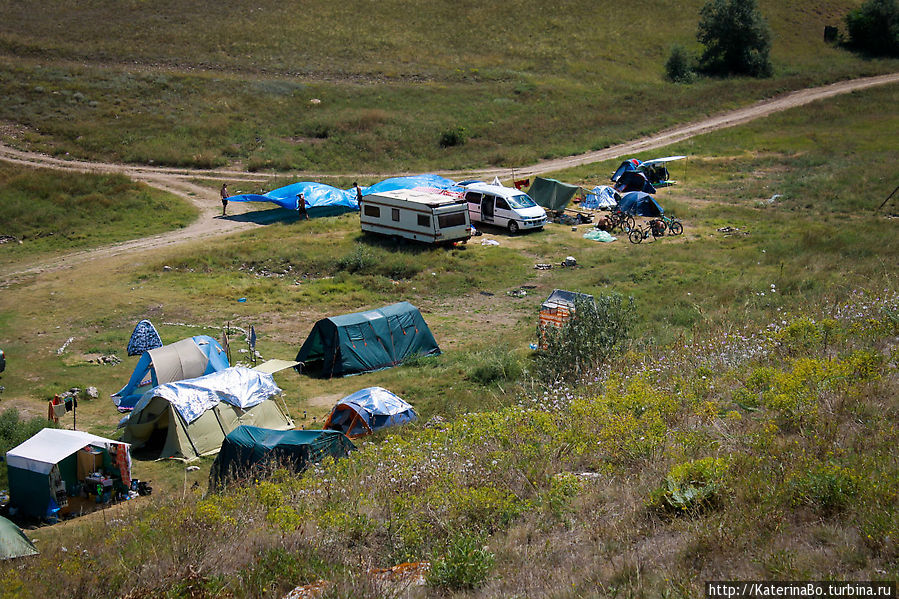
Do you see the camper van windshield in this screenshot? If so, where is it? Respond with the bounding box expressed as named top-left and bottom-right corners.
top-left (507, 194), bottom-right (537, 209)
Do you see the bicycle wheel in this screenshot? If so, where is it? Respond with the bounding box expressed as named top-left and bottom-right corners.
top-left (670, 221), bottom-right (683, 236)
top-left (625, 215), bottom-right (636, 230)
top-left (629, 228), bottom-right (643, 244)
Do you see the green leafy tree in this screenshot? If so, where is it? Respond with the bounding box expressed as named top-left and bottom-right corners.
top-left (696, 0), bottom-right (772, 77)
top-left (845, 0), bottom-right (899, 57)
top-left (665, 44), bottom-right (696, 83)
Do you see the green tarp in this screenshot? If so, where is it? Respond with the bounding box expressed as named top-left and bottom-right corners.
top-left (527, 177), bottom-right (580, 211)
top-left (295, 301), bottom-right (440, 377)
top-left (209, 425), bottom-right (355, 486)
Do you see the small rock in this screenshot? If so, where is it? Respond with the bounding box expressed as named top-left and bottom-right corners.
top-left (87, 386), bottom-right (99, 399)
top-left (163, 265), bottom-right (172, 272)
top-left (185, 466), bottom-right (200, 472)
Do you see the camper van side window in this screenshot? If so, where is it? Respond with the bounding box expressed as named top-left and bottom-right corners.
top-left (392, 208), bottom-right (400, 222)
top-left (496, 198), bottom-right (510, 211)
top-left (417, 214), bottom-right (430, 228)
top-left (363, 205), bottom-right (380, 218)
top-left (465, 192), bottom-right (482, 204)
top-left (438, 212), bottom-right (466, 228)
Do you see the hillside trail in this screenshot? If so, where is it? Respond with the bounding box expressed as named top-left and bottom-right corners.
top-left (1, 71), bottom-right (897, 285)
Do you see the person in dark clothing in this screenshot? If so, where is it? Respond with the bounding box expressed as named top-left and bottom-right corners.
top-left (297, 192), bottom-right (309, 220)
top-left (354, 181), bottom-right (363, 203)
top-left (220, 183), bottom-right (229, 216)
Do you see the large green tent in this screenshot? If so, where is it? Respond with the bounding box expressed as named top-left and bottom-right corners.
top-left (0, 516), bottom-right (39, 560)
top-left (295, 302), bottom-right (440, 377)
top-left (527, 177), bottom-right (580, 211)
top-left (210, 425), bottom-right (355, 486)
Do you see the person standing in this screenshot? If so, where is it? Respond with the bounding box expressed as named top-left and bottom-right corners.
top-left (297, 192), bottom-right (309, 220)
top-left (354, 181), bottom-right (363, 204)
top-left (220, 183), bottom-right (229, 217)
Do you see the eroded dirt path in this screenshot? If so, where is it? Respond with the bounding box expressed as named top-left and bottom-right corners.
top-left (1, 72), bottom-right (897, 285)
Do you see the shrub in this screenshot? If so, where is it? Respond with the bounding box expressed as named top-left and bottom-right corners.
top-left (534, 293), bottom-right (634, 383)
top-left (427, 532), bottom-right (495, 590)
top-left (845, 0), bottom-right (899, 57)
top-left (696, 0), bottom-right (773, 77)
top-left (465, 346), bottom-right (524, 385)
top-left (665, 44), bottom-right (696, 83)
top-left (788, 462), bottom-right (859, 516)
top-left (439, 126), bottom-right (468, 148)
top-left (647, 457), bottom-right (729, 514)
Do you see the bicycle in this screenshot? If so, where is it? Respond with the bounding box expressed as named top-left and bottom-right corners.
top-left (628, 218), bottom-right (666, 244)
top-left (660, 214), bottom-right (683, 235)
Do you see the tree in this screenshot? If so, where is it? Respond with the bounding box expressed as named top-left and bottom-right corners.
top-left (665, 44), bottom-right (696, 83)
top-left (845, 0), bottom-right (899, 57)
top-left (696, 0), bottom-right (772, 77)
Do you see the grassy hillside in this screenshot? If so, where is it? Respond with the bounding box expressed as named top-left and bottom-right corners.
top-left (0, 1), bottom-right (896, 170)
top-left (0, 164), bottom-right (197, 267)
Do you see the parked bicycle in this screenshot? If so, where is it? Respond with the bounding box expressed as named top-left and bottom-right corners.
top-left (659, 214), bottom-right (684, 236)
top-left (628, 218), bottom-right (666, 243)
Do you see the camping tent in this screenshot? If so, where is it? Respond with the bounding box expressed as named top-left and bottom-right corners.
top-left (126, 319), bottom-right (163, 356)
top-left (210, 426), bottom-right (355, 485)
top-left (120, 367), bottom-right (293, 461)
top-left (613, 171), bottom-right (656, 194)
top-left (527, 177), bottom-right (580, 211)
top-left (6, 429), bottom-right (131, 520)
top-left (295, 302), bottom-right (440, 378)
top-left (583, 186), bottom-right (619, 210)
top-left (0, 516), bottom-right (38, 559)
top-left (113, 335), bottom-right (230, 411)
top-left (618, 191), bottom-right (664, 217)
top-left (324, 387), bottom-right (418, 438)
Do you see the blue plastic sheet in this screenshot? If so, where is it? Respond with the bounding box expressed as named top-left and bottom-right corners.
top-left (227, 174), bottom-right (458, 217)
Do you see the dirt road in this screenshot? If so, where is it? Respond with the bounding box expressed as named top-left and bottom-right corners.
top-left (1, 72), bottom-right (897, 285)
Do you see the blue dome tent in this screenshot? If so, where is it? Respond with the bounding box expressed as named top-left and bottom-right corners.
top-left (324, 387), bottom-right (418, 438)
top-left (618, 191), bottom-right (664, 217)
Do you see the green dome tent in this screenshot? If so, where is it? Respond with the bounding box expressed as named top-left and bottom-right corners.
top-left (295, 302), bottom-right (440, 377)
top-left (210, 425), bottom-right (355, 487)
top-left (0, 516), bottom-right (39, 560)
top-left (527, 177), bottom-right (580, 211)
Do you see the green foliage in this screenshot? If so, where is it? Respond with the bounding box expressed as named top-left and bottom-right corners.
top-left (845, 0), bottom-right (899, 57)
top-left (465, 346), bottom-right (524, 386)
top-left (665, 44), bottom-right (696, 83)
top-left (427, 532), bottom-right (495, 590)
top-left (0, 408), bottom-right (58, 488)
top-left (696, 0), bottom-right (773, 77)
top-left (788, 462), bottom-right (860, 516)
top-left (534, 293), bottom-right (634, 384)
top-left (239, 547), bottom-right (329, 596)
top-left (439, 126), bottom-right (468, 148)
top-left (647, 457), bottom-right (729, 514)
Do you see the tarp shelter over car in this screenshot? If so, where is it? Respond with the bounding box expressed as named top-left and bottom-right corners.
top-left (0, 516), bottom-right (38, 560)
top-left (324, 387), bottom-right (418, 438)
top-left (120, 367), bottom-right (293, 461)
top-left (113, 335), bottom-right (230, 411)
top-left (6, 429), bottom-right (131, 520)
top-left (210, 425), bottom-right (355, 486)
top-left (527, 177), bottom-right (580, 211)
top-left (126, 319), bottom-right (163, 356)
top-left (296, 302), bottom-right (440, 378)
top-left (618, 191), bottom-right (664, 217)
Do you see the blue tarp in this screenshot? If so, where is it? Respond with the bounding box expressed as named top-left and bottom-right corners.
top-left (324, 387), bottom-right (418, 438)
top-left (227, 175), bottom-right (458, 218)
top-left (619, 192), bottom-right (664, 217)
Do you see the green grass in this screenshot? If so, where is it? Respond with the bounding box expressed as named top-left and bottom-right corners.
top-left (0, 163), bottom-right (196, 266)
top-left (0, 1), bottom-right (896, 170)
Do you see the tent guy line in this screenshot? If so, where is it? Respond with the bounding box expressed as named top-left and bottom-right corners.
top-left (0, 72), bottom-right (897, 286)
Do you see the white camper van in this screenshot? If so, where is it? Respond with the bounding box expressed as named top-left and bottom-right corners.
top-left (360, 188), bottom-right (472, 244)
top-left (461, 182), bottom-right (547, 234)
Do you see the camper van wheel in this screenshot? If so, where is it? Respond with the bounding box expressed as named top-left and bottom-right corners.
top-left (508, 220), bottom-right (520, 234)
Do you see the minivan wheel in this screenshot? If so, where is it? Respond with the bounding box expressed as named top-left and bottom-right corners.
top-left (508, 220), bottom-right (520, 234)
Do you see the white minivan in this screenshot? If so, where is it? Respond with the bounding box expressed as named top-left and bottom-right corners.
top-left (461, 182), bottom-right (547, 234)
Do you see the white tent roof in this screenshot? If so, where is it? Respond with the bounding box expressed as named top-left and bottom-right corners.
top-left (6, 429), bottom-right (126, 475)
